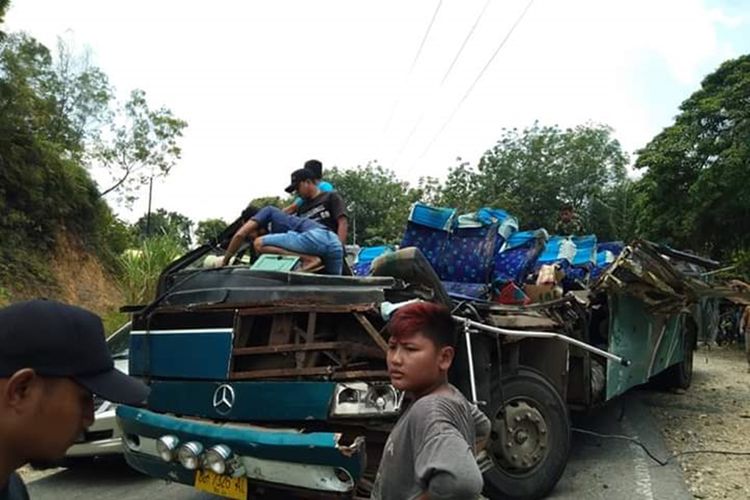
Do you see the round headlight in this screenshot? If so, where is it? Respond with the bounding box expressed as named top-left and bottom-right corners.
top-left (156, 435), bottom-right (180, 462)
top-left (177, 441), bottom-right (203, 470)
top-left (204, 444), bottom-right (233, 475)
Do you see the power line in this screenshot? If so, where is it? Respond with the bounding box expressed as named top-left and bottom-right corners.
top-left (440, 0), bottom-right (491, 86)
top-left (392, 0), bottom-right (490, 168)
top-left (409, 0), bottom-right (444, 75)
top-left (382, 0), bottom-right (444, 134)
top-left (419, 0), bottom-right (535, 160)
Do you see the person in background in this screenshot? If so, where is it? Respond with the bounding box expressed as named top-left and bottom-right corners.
top-left (284, 159), bottom-right (334, 215)
top-left (741, 304), bottom-right (750, 372)
top-left (371, 302), bottom-right (491, 500)
top-left (0, 300), bottom-right (150, 500)
top-left (220, 205), bottom-right (343, 274)
top-left (285, 168), bottom-right (348, 245)
top-left (554, 203), bottom-right (584, 236)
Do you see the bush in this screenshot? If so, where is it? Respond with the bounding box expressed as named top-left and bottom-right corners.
top-left (118, 235), bottom-right (185, 305)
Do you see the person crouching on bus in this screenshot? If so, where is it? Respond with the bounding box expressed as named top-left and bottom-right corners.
top-left (220, 205), bottom-right (343, 274)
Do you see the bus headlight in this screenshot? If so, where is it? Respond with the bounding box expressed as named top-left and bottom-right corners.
top-left (330, 382), bottom-right (402, 417)
top-left (177, 441), bottom-right (203, 470)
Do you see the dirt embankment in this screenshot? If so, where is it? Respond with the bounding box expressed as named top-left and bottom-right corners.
top-left (1, 232), bottom-right (122, 318)
top-left (643, 346), bottom-right (750, 500)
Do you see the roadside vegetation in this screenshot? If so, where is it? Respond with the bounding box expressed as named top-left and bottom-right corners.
top-left (1, 0), bottom-right (748, 323)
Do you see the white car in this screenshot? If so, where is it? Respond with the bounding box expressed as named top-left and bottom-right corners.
top-left (33, 322), bottom-right (132, 468)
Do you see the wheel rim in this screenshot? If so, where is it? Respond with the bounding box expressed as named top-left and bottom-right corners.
top-left (490, 399), bottom-right (549, 474)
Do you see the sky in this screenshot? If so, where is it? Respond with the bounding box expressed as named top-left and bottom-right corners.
top-left (5, 0), bottom-right (749, 225)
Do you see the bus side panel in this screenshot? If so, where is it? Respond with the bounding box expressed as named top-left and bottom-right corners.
top-left (605, 293), bottom-right (685, 400)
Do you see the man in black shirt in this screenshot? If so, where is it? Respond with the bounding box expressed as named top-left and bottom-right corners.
top-left (285, 168), bottom-right (348, 245)
top-left (0, 301), bottom-right (150, 500)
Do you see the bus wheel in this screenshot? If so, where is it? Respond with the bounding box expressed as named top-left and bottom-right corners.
top-left (660, 321), bottom-right (697, 390)
top-left (483, 368), bottom-right (570, 500)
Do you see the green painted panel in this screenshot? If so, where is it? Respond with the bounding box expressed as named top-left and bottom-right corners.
top-left (250, 254), bottom-right (300, 271)
top-left (606, 293), bottom-right (685, 400)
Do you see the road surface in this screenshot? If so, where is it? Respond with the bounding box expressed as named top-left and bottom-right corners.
top-left (27, 390), bottom-right (690, 500)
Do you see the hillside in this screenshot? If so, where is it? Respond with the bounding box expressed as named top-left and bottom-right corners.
top-left (0, 231), bottom-right (125, 331)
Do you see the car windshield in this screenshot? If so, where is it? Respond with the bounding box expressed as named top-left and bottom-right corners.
top-left (107, 322), bottom-right (131, 357)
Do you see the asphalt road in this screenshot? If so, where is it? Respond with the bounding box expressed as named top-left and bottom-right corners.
top-left (27, 390), bottom-right (691, 500)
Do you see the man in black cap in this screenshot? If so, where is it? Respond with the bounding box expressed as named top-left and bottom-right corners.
top-left (0, 300), bottom-right (149, 499)
top-left (284, 168), bottom-right (348, 245)
top-left (283, 159), bottom-right (335, 216)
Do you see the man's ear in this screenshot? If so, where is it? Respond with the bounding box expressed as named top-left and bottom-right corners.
top-left (438, 346), bottom-right (455, 372)
top-left (3, 369), bottom-right (40, 411)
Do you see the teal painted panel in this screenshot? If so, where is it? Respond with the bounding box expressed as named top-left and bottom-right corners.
top-left (606, 294), bottom-right (685, 400)
top-left (147, 380), bottom-right (336, 422)
top-left (129, 329), bottom-right (233, 379)
top-left (117, 405), bottom-right (365, 477)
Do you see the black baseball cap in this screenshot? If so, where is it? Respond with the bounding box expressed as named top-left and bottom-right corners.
top-left (303, 159), bottom-right (323, 179)
top-left (284, 168), bottom-right (315, 193)
top-left (0, 300), bottom-right (149, 406)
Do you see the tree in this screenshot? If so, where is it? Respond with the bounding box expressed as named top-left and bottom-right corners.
top-left (439, 123), bottom-right (629, 236)
top-left (634, 55), bottom-right (750, 259)
top-left (0, 32), bottom-right (123, 283)
top-left (133, 209), bottom-right (193, 248)
top-left (248, 196), bottom-right (287, 208)
top-left (0, 0), bottom-right (9, 36)
top-left (326, 162), bottom-right (421, 245)
top-left (195, 218), bottom-right (227, 244)
top-left (95, 89), bottom-right (187, 204)
top-left (47, 37), bottom-right (113, 159)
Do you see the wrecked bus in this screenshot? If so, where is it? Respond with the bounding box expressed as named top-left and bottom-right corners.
top-left (117, 203), bottom-right (717, 499)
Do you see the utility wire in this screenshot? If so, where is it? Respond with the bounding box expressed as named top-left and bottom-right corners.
top-left (382, 0), bottom-right (444, 134)
top-left (440, 0), bottom-right (492, 86)
top-left (419, 0), bottom-right (535, 160)
top-left (572, 428), bottom-right (750, 466)
top-left (393, 0), bottom-right (491, 168)
top-left (410, 0), bottom-right (444, 75)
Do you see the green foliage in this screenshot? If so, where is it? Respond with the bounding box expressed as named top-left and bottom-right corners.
top-left (195, 218), bottom-right (227, 244)
top-left (248, 196), bottom-right (288, 208)
top-left (118, 235), bottom-right (184, 305)
top-left (326, 162), bottom-right (423, 245)
top-left (634, 55), bottom-right (750, 259)
top-left (0, 285), bottom-right (11, 306)
top-left (439, 123), bottom-right (629, 235)
top-left (95, 89), bottom-right (187, 204)
top-left (133, 208), bottom-right (193, 248)
top-left (0, 34), bottom-right (116, 283)
top-left (0, 29), bottom-right (185, 295)
top-left (0, 0), bottom-right (9, 30)
top-left (101, 309), bottom-right (129, 336)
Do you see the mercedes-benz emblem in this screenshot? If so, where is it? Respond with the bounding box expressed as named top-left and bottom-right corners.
top-left (212, 384), bottom-right (236, 415)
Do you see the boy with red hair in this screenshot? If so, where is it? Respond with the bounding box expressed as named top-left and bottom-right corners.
top-left (371, 302), bottom-right (490, 500)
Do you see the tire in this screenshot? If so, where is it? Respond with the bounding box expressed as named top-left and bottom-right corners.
top-left (483, 368), bottom-right (571, 500)
top-left (659, 321), bottom-right (696, 390)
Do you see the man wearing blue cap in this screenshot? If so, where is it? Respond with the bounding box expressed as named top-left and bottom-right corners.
top-left (0, 300), bottom-right (150, 500)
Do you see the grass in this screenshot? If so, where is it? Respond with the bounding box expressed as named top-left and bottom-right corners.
top-left (118, 235), bottom-right (185, 306)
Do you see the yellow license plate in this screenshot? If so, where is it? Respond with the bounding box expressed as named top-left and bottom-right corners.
top-left (194, 469), bottom-right (248, 500)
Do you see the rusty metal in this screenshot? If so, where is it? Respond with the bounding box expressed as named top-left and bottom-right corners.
top-left (335, 435), bottom-right (365, 458)
top-left (231, 367), bottom-right (389, 381)
top-left (353, 313), bottom-right (389, 353)
top-left (331, 370), bottom-right (389, 381)
top-left (236, 303), bottom-right (377, 316)
top-left (231, 366), bottom-right (336, 380)
top-left (232, 341), bottom-right (385, 359)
